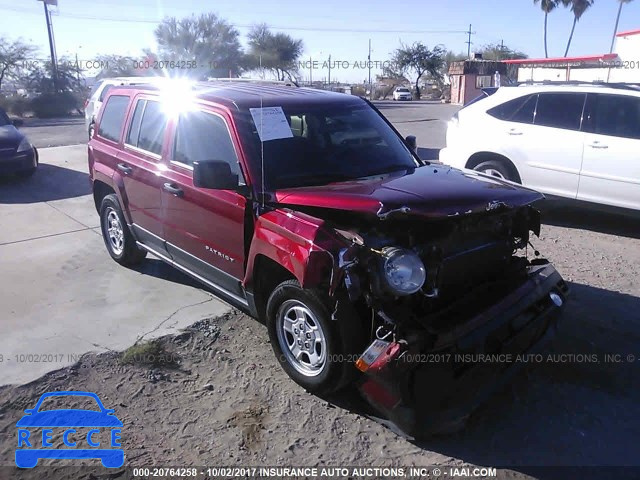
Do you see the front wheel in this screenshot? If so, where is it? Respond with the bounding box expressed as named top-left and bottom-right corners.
top-left (473, 159), bottom-right (519, 183)
top-left (266, 280), bottom-right (365, 395)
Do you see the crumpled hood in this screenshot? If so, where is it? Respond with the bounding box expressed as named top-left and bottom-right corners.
top-left (274, 165), bottom-right (543, 219)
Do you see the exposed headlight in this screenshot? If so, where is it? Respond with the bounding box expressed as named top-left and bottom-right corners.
top-left (380, 247), bottom-right (426, 295)
top-left (16, 137), bottom-right (32, 153)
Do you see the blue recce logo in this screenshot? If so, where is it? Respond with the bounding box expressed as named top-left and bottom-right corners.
top-left (15, 391), bottom-right (124, 468)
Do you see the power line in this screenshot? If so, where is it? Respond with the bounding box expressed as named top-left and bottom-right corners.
top-left (2, 4), bottom-right (470, 35)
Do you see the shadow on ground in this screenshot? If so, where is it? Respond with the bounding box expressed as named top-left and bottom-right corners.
top-left (134, 258), bottom-right (203, 290)
top-left (0, 164), bottom-right (90, 204)
top-left (328, 282), bottom-right (640, 479)
top-left (540, 200), bottom-right (640, 240)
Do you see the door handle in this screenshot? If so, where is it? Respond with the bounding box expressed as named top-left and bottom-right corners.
top-left (117, 163), bottom-right (132, 174)
top-left (163, 183), bottom-right (184, 197)
top-left (508, 129), bottom-right (523, 136)
top-left (588, 142), bottom-right (608, 149)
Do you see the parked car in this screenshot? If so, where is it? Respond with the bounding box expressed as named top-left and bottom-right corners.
top-left (85, 77), bottom-right (162, 139)
top-left (392, 87), bottom-right (412, 101)
top-left (88, 81), bottom-right (567, 435)
top-left (0, 107), bottom-right (38, 177)
top-left (440, 82), bottom-right (640, 212)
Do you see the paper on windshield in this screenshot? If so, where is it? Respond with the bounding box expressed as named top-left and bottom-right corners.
top-left (249, 106), bottom-right (294, 142)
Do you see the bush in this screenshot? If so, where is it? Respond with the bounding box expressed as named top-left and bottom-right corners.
top-left (0, 95), bottom-right (30, 117)
top-left (30, 91), bottom-right (81, 118)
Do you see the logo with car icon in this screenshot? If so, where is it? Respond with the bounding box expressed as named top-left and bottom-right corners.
top-left (15, 391), bottom-right (123, 468)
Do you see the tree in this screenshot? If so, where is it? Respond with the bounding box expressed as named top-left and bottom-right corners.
top-left (563, 0), bottom-right (594, 56)
top-left (154, 13), bottom-right (244, 78)
top-left (480, 43), bottom-right (528, 61)
top-left (95, 55), bottom-right (139, 79)
top-left (26, 56), bottom-right (85, 94)
top-left (391, 42), bottom-right (446, 98)
top-left (0, 37), bottom-right (37, 92)
top-left (533, 0), bottom-right (560, 58)
top-left (247, 24), bottom-right (303, 82)
top-left (610, 0), bottom-right (634, 53)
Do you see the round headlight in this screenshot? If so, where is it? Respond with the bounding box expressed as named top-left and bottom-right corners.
top-left (381, 247), bottom-right (426, 295)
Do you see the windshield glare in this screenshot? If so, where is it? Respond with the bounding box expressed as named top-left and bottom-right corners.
top-left (239, 103), bottom-right (417, 190)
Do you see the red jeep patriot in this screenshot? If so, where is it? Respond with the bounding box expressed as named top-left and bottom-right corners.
top-left (88, 80), bottom-right (567, 435)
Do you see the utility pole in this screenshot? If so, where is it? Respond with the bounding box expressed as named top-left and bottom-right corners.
top-left (368, 39), bottom-right (372, 100)
top-left (309, 55), bottom-right (312, 86)
top-left (327, 54), bottom-right (331, 87)
top-left (40, 0), bottom-right (59, 91)
top-left (466, 24), bottom-right (473, 58)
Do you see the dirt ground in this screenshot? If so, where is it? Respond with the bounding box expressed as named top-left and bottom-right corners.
top-left (1, 203), bottom-right (639, 480)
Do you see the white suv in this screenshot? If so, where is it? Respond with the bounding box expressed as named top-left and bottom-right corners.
top-left (439, 83), bottom-right (640, 212)
top-left (85, 77), bottom-right (161, 138)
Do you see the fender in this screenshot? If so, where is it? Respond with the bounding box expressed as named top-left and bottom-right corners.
top-left (90, 158), bottom-right (132, 224)
top-left (243, 208), bottom-right (348, 291)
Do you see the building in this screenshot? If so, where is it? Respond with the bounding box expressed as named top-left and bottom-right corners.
top-left (448, 60), bottom-right (507, 105)
top-left (504, 28), bottom-right (640, 83)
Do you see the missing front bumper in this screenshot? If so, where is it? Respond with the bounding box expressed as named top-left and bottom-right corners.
top-left (357, 261), bottom-right (568, 438)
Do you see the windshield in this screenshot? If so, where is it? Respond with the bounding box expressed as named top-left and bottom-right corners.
top-left (237, 102), bottom-right (418, 190)
top-left (397, 88), bottom-right (410, 93)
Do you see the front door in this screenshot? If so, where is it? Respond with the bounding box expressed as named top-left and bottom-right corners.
top-left (160, 107), bottom-right (248, 300)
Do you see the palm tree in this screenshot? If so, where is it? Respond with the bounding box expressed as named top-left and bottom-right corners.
top-left (534, 0), bottom-right (560, 57)
top-left (610, 0), bottom-right (634, 53)
top-left (564, 0), bottom-right (594, 57)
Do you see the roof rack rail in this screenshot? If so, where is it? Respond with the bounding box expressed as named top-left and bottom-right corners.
top-left (516, 80), bottom-right (640, 91)
top-left (204, 77), bottom-right (299, 87)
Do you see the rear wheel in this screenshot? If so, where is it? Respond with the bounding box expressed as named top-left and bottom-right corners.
top-left (473, 159), bottom-right (519, 183)
top-left (266, 280), bottom-right (365, 395)
top-left (88, 122), bottom-right (95, 139)
top-left (99, 194), bottom-right (146, 266)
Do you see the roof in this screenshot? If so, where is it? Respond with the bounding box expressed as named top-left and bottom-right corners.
top-left (111, 81), bottom-right (363, 110)
top-left (448, 60), bottom-right (508, 75)
top-left (616, 28), bottom-right (640, 37)
top-left (504, 53), bottom-right (618, 66)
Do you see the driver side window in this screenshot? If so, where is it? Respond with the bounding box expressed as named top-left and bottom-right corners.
top-left (173, 110), bottom-right (243, 182)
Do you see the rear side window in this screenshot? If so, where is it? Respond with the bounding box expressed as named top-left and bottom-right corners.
top-left (487, 94), bottom-right (537, 124)
top-left (534, 93), bottom-right (586, 131)
top-left (591, 94), bottom-right (640, 140)
top-left (173, 110), bottom-right (241, 177)
top-left (126, 100), bottom-right (167, 156)
top-left (97, 95), bottom-right (129, 142)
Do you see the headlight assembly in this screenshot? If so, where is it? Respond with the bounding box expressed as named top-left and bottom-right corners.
top-left (16, 137), bottom-right (33, 153)
top-left (380, 247), bottom-right (426, 296)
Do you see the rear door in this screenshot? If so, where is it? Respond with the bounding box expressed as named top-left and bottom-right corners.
top-left (116, 95), bottom-right (168, 253)
top-left (579, 93), bottom-right (640, 210)
top-left (160, 106), bottom-right (248, 300)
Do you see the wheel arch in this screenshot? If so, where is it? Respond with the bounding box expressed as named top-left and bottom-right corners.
top-left (466, 152), bottom-right (522, 184)
top-left (92, 180), bottom-right (116, 212)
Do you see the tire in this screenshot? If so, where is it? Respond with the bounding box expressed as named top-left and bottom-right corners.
top-left (16, 151), bottom-right (38, 178)
top-left (99, 194), bottom-right (147, 266)
top-left (266, 279), bottom-right (365, 395)
top-left (88, 123), bottom-right (95, 139)
top-left (473, 159), bottom-right (519, 183)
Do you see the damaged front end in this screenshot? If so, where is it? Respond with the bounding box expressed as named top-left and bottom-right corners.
top-left (324, 202), bottom-right (568, 437)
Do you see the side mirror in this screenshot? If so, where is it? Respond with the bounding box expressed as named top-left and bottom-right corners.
top-left (193, 160), bottom-right (238, 190)
top-left (12, 119), bottom-right (24, 128)
top-left (405, 135), bottom-right (417, 154)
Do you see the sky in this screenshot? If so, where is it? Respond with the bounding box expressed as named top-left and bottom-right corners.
top-left (1, 0), bottom-right (639, 83)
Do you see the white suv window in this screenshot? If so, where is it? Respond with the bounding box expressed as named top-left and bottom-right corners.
top-left (487, 94), bottom-right (537, 124)
top-left (590, 94), bottom-right (640, 140)
top-left (533, 92), bottom-right (586, 131)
